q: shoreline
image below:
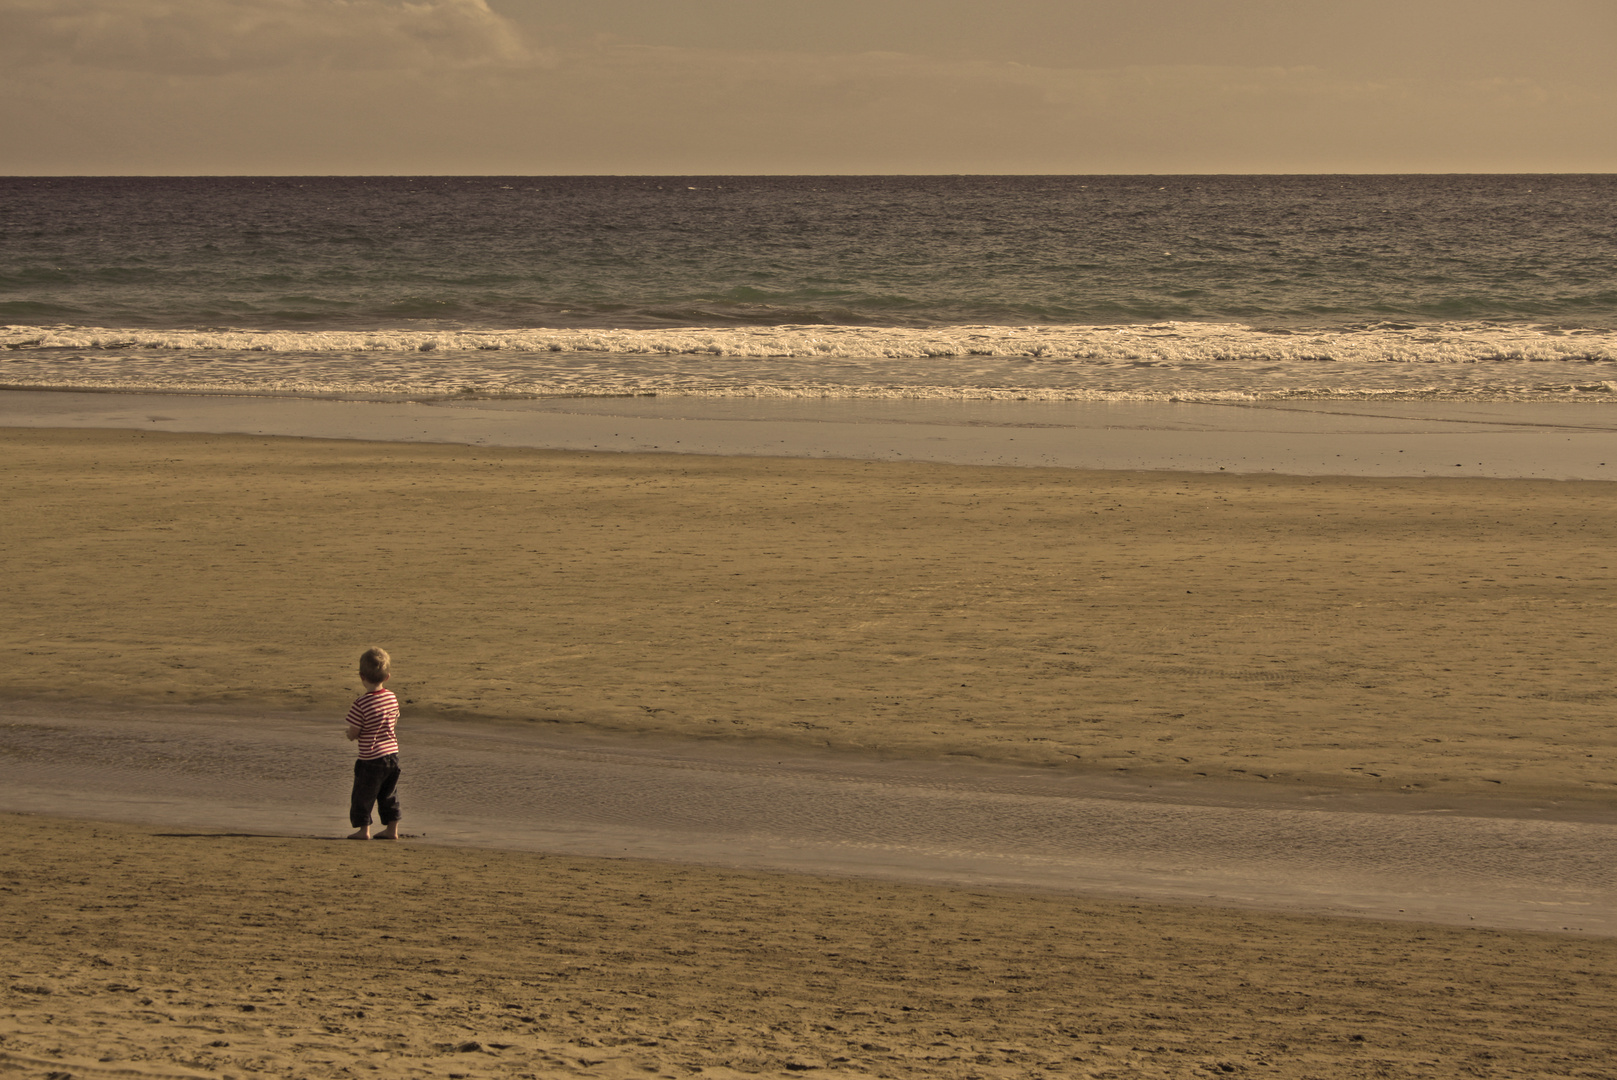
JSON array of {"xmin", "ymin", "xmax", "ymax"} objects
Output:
[{"xmin": 5, "ymin": 388, "xmax": 1617, "ymax": 477}]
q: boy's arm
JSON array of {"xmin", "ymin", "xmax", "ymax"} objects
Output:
[{"xmin": 346, "ymin": 724, "xmax": 361, "ymax": 742}]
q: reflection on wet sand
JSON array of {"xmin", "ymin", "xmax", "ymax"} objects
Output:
[{"xmin": 2, "ymin": 702, "xmax": 1611, "ymax": 935}]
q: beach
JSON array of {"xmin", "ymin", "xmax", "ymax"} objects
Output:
[
  {"xmin": 4, "ymin": 409, "xmax": 1617, "ymax": 1079},
  {"xmin": 5, "ymin": 814, "xmax": 1615, "ymax": 1080},
  {"xmin": 4, "ymin": 419, "xmax": 1615, "ymax": 797}
]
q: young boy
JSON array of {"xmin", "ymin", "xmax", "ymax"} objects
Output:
[{"xmin": 345, "ymin": 647, "xmax": 402, "ymax": 840}]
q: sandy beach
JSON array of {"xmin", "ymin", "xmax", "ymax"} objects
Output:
[
  {"xmin": 3, "ymin": 423, "xmax": 1615, "ymax": 800},
  {"xmin": 5, "ymin": 814, "xmax": 1616, "ymax": 1080},
  {"xmin": 3, "ymin": 414, "xmax": 1616, "ymax": 1078}
]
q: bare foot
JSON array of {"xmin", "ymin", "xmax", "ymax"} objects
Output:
[
  {"xmin": 376, "ymin": 825, "xmax": 400, "ymax": 841},
  {"xmin": 347, "ymin": 827, "xmax": 370, "ymax": 840}
]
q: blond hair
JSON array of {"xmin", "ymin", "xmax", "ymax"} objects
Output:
[{"xmin": 359, "ymin": 647, "xmax": 391, "ymax": 685}]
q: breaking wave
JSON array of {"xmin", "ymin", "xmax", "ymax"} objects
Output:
[
  {"xmin": 6, "ymin": 321, "xmax": 1617, "ymax": 403},
  {"xmin": 8, "ymin": 321, "xmax": 1617, "ymax": 364}
]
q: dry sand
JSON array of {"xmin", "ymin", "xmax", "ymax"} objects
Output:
[
  {"xmin": 4, "ymin": 814, "xmax": 1615, "ymax": 1080},
  {"xmin": 3, "ymin": 426, "xmax": 1615, "ymax": 802},
  {"xmin": 4, "ymin": 425, "xmax": 1617, "ymax": 1079}
]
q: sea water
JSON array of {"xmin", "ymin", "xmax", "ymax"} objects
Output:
[{"xmin": 3, "ymin": 174, "xmax": 1616, "ymax": 403}]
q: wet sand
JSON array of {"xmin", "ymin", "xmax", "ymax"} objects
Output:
[
  {"xmin": 4, "ymin": 701, "xmax": 1612, "ymax": 935},
  {"xmin": 5, "ymin": 388, "xmax": 1617, "ymax": 478}
]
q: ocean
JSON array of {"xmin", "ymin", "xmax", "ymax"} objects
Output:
[{"xmin": 3, "ymin": 174, "xmax": 1616, "ymax": 403}]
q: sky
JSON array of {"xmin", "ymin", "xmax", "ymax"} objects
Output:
[{"xmin": 1, "ymin": 0, "xmax": 1613, "ymax": 175}]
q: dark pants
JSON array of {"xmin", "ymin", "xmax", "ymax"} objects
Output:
[{"xmin": 350, "ymin": 754, "xmax": 401, "ymax": 828}]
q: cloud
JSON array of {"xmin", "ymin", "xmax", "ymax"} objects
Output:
[{"xmin": 0, "ymin": 0, "xmax": 533, "ymax": 73}]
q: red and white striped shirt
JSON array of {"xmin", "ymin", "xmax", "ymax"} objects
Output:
[{"xmin": 345, "ymin": 689, "xmax": 400, "ymax": 760}]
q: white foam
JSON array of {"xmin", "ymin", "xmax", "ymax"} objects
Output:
[
  {"xmin": 6, "ymin": 321, "xmax": 1617, "ymax": 402},
  {"xmin": 8, "ymin": 321, "xmax": 1617, "ymax": 362}
]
